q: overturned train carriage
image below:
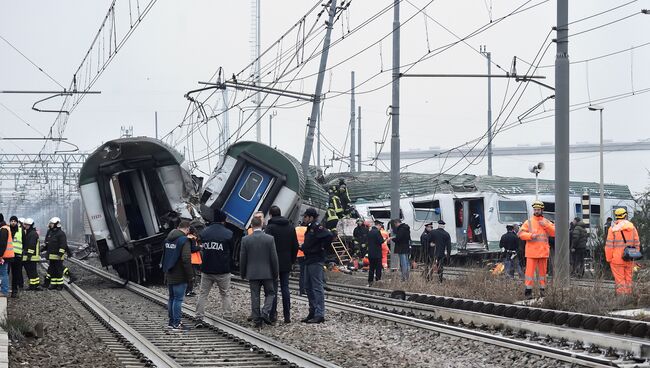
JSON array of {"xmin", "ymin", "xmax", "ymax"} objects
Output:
[
  {"xmin": 79, "ymin": 137, "xmax": 202, "ymax": 283},
  {"xmin": 200, "ymin": 141, "xmax": 328, "ymax": 260}
]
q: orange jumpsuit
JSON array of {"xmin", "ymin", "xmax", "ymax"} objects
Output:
[
  {"xmin": 380, "ymin": 229, "xmax": 390, "ymax": 269},
  {"xmin": 606, "ymin": 219, "xmax": 640, "ymax": 295},
  {"xmin": 518, "ymin": 216, "xmax": 555, "ymax": 291}
]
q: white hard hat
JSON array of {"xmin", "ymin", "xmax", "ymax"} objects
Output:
[
  {"xmin": 49, "ymin": 217, "xmax": 61, "ymax": 227},
  {"xmin": 18, "ymin": 217, "xmax": 25, "ymax": 223},
  {"xmin": 23, "ymin": 218, "xmax": 34, "ymax": 226}
]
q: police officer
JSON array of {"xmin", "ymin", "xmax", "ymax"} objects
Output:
[
  {"xmin": 430, "ymin": 220, "xmax": 451, "ymax": 283},
  {"xmin": 21, "ymin": 218, "xmax": 42, "ymax": 290},
  {"xmin": 43, "ymin": 217, "xmax": 71, "ymax": 290},
  {"xmin": 300, "ymin": 208, "xmax": 333, "ymax": 324}
]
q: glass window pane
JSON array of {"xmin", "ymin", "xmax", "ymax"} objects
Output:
[
  {"xmin": 414, "ymin": 209, "xmax": 441, "ymax": 222},
  {"xmin": 498, "ymin": 200, "xmax": 526, "ymax": 212},
  {"xmin": 239, "ymin": 172, "xmax": 263, "ymax": 201}
]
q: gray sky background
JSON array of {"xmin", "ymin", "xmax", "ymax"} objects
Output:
[{"xmin": 1, "ymin": 0, "xmax": 649, "ymax": 195}]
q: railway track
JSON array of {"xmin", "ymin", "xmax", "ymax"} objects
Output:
[
  {"xmin": 227, "ymin": 276, "xmax": 649, "ymax": 368},
  {"xmin": 60, "ymin": 258, "xmax": 340, "ymax": 368}
]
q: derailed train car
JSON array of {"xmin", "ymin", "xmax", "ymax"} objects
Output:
[
  {"xmin": 200, "ymin": 141, "xmax": 328, "ymax": 260},
  {"xmin": 79, "ymin": 137, "xmax": 202, "ymax": 283}
]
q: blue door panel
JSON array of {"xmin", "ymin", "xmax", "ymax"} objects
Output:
[{"xmin": 223, "ymin": 165, "xmax": 273, "ymax": 228}]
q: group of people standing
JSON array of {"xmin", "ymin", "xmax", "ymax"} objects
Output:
[
  {"xmin": 161, "ymin": 206, "xmax": 334, "ymax": 331},
  {"xmin": 0, "ymin": 213, "xmax": 73, "ymax": 298}
]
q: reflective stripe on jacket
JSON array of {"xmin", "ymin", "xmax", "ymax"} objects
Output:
[
  {"xmin": 518, "ymin": 216, "xmax": 555, "ymax": 258},
  {"xmin": 605, "ymin": 219, "xmax": 640, "ymax": 265},
  {"xmin": 1, "ymin": 225, "xmax": 14, "ymax": 259}
]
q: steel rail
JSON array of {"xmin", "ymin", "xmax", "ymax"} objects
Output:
[{"xmin": 67, "ymin": 258, "xmax": 340, "ymax": 368}]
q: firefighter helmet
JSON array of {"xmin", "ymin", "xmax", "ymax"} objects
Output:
[
  {"xmin": 614, "ymin": 207, "xmax": 627, "ymax": 219},
  {"xmin": 23, "ymin": 218, "xmax": 34, "ymax": 226},
  {"xmin": 49, "ymin": 217, "xmax": 62, "ymax": 227},
  {"xmin": 532, "ymin": 200, "xmax": 545, "ymax": 209}
]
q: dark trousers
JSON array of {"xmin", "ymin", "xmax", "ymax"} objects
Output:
[
  {"xmin": 298, "ymin": 258, "xmax": 306, "ymax": 294},
  {"xmin": 368, "ymin": 258, "xmax": 382, "ymax": 284},
  {"xmin": 45, "ymin": 260, "xmax": 64, "ymax": 287},
  {"xmin": 435, "ymin": 257, "xmax": 445, "ymax": 282},
  {"xmin": 571, "ymin": 248, "xmax": 586, "ymax": 277},
  {"xmin": 24, "ymin": 261, "xmax": 40, "ymax": 287},
  {"xmin": 249, "ymin": 279, "xmax": 275, "ymax": 322},
  {"xmin": 304, "ymin": 262, "xmax": 325, "ymax": 318},
  {"xmin": 10, "ymin": 256, "xmax": 24, "ymax": 291},
  {"xmin": 186, "ymin": 265, "xmax": 200, "ymax": 293},
  {"xmin": 270, "ymin": 272, "xmax": 291, "ymax": 321}
]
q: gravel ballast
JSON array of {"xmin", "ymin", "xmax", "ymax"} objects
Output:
[{"xmin": 7, "ymin": 289, "xmax": 123, "ymax": 368}]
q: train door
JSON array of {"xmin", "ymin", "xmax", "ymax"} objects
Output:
[
  {"xmin": 454, "ymin": 197, "xmax": 487, "ymax": 252},
  {"xmin": 222, "ymin": 165, "xmax": 274, "ymax": 228}
]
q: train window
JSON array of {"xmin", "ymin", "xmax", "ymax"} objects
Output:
[
  {"xmin": 239, "ymin": 172, "xmax": 263, "ymax": 201},
  {"xmin": 497, "ymin": 200, "xmax": 527, "ymax": 223},
  {"xmin": 369, "ymin": 208, "xmax": 403, "ymax": 220},
  {"xmin": 542, "ymin": 202, "xmax": 555, "ymax": 221},
  {"xmin": 412, "ymin": 200, "xmax": 441, "ymax": 222}
]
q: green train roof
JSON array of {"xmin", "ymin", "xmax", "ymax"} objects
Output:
[{"xmin": 324, "ymin": 172, "xmax": 634, "ymax": 202}]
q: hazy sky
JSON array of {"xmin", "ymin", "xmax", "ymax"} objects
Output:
[{"xmin": 1, "ymin": 0, "xmax": 649, "ymax": 196}]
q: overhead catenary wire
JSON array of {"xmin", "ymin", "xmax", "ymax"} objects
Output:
[{"xmin": 0, "ymin": 34, "xmax": 66, "ymax": 89}]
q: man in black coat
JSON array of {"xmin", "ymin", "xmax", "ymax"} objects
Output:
[
  {"xmin": 500, "ymin": 224, "xmax": 523, "ymax": 278},
  {"xmin": 194, "ymin": 209, "xmax": 234, "ymax": 326},
  {"xmin": 366, "ymin": 220, "xmax": 384, "ymax": 286},
  {"xmin": 265, "ymin": 205, "xmax": 299, "ymax": 323},
  {"xmin": 300, "ymin": 208, "xmax": 333, "ymax": 324},
  {"xmin": 390, "ymin": 219, "xmax": 411, "ymax": 281},
  {"xmin": 570, "ymin": 217, "xmax": 588, "ymax": 277},
  {"xmin": 430, "ymin": 220, "xmax": 451, "ymax": 282},
  {"xmin": 352, "ymin": 219, "xmax": 369, "ymax": 257}
]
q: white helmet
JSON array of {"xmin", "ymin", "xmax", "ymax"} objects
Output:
[
  {"xmin": 23, "ymin": 218, "xmax": 34, "ymax": 226},
  {"xmin": 49, "ymin": 217, "xmax": 61, "ymax": 227},
  {"xmin": 18, "ymin": 217, "xmax": 25, "ymax": 224}
]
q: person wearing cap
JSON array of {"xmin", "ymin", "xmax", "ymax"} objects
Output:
[
  {"xmin": 299, "ymin": 207, "xmax": 333, "ymax": 324},
  {"xmin": 390, "ymin": 218, "xmax": 411, "ymax": 281},
  {"xmin": 570, "ymin": 217, "xmax": 588, "ymax": 278},
  {"xmin": 366, "ymin": 220, "xmax": 384, "ymax": 287},
  {"xmin": 606, "ymin": 208, "xmax": 640, "ymax": 295},
  {"xmin": 420, "ymin": 223, "xmax": 434, "ymax": 280},
  {"xmin": 0, "ymin": 213, "xmax": 15, "ymax": 297},
  {"xmin": 43, "ymin": 217, "xmax": 70, "ymax": 290},
  {"xmin": 21, "ymin": 218, "xmax": 42, "ymax": 291},
  {"xmin": 429, "ymin": 220, "xmax": 451, "ymax": 282},
  {"xmin": 518, "ymin": 201, "xmax": 555, "ymax": 299},
  {"xmin": 9, "ymin": 216, "xmax": 25, "ymax": 296},
  {"xmin": 500, "ymin": 224, "xmax": 523, "ymax": 279},
  {"xmin": 194, "ymin": 209, "xmax": 234, "ymax": 326}
]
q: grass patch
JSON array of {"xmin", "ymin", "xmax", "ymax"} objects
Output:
[{"xmin": 0, "ymin": 317, "xmax": 33, "ymax": 341}]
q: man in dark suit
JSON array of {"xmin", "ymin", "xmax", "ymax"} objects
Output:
[{"xmin": 240, "ymin": 216, "xmax": 279, "ymax": 327}]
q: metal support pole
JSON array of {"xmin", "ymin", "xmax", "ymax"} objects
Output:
[
  {"xmin": 599, "ymin": 109, "xmax": 605, "ymax": 224},
  {"xmin": 390, "ymin": 0, "xmax": 401, "ymax": 270},
  {"xmin": 535, "ymin": 173, "xmax": 539, "ymax": 200},
  {"xmin": 269, "ymin": 114, "xmax": 273, "ymax": 147},
  {"xmin": 374, "ymin": 142, "xmax": 379, "ymax": 172},
  {"xmin": 254, "ymin": 0, "xmax": 262, "ymax": 142},
  {"xmin": 350, "ymin": 71, "xmax": 356, "ymax": 172},
  {"xmin": 486, "ymin": 50, "xmax": 493, "ymax": 176},
  {"xmin": 301, "ymin": 0, "xmax": 337, "ymax": 174},
  {"xmin": 155, "ymin": 111, "xmax": 158, "ymax": 139},
  {"xmin": 554, "ymin": 0, "xmax": 570, "ymax": 285},
  {"xmin": 317, "ymin": 117, "xmax": 321, "ymax": 169},
  {"xmin": 358, "ymin": 106, "xmax": 362, "ymax": 172}
]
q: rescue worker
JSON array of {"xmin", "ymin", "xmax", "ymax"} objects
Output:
[
  {"xmin": 518, "ymin": 201, "xmax": 555, "ymax": 299},
  {"xmin": 499, "ymin": 224, "xmax": 524, "ymax": 279},
  {"xmin": 21, "ymin": 218, "xmax": 42, "ymax": 290},
  {"xmin": 185, "ymin": 226, "xmax": 202, "ymax": 297},
  {"xmin": 605, "ymin": 208, "xmax": 640, "ymax": 295},
  {"xmin": 352, "ymin": 219, "xmax": 369, "ymax": 257},
  {"xmin": 377, "ymin": 221, "xmax": 390, "ymax": 269},
  {"xmin": 295, "ymin": 223, "xmax": 307, "ymax": 296},
  {"xmin": 299, "ymin": 208, "xmax": 333, "ymax": 324},
  {"xmin": 43, "ymin": 217, "xmax": 71, "ymax": 290},
  {"xmin": 570, "ymin": 217, "xmax": 588, "ymax": 278},
  {"xmin": 9, "ymin": 216, "xmax": 25, "ymax": 296},
  {"xmin": 338, "ymin": 181, "xmax": 352, "ymax": 215},
  {"xmin": 0, "ymin": 213, "xmax": 14, "ymax": 297},
  {"xmin": 430, "ymin": 220, "xmax": 451, "ymax": 282},
  {"xmin": 328, "ymin": 187, "xmax": 344, "ymax": 218},
  {"xmin": 366, "ymin": 220, "xmax": 384, "ymax": 286},
  {"xmin": 325, "ymin": 205, "xmax": 339, "ymax": 233}
]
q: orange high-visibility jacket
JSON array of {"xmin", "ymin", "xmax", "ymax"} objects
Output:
[
  {"xmin": 295, "ymin": 225, "xmax": 307, "ymax": 258},
  {"xmin": 1, "ymin": 225, "xmax": 14, "ymax": 259},
  {"xmin": 188, "ymin": 234, "xmax": 202, "ymax": 265},
  {"xmin": 606, "ymin": 219, "xmax": 640, "ymax": 265},
  {"xmin": 518, "ymin": 216, "xmax": 555, "ymax": 258}
]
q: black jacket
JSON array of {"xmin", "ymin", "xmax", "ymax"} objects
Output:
[
  {"xmin": 44, "ymin": 227, "xmax": 70, "ymax": 259},
  {"xmin": 353, "ymin": 225, "xmax": 369, "ymax": 246},
  {"xmin": 23, "ymin": 227, "xmax": 40, "ymax": 260},
  {"xmin": 571, "ymin": 222, "xmax": 588, "ymax": 249},
  {"xmin": 163, "ymin": 229, "xmax": 193, "ymax": 284},
  {"xmin": 265, "ymin": 216, "xmax": 300, "ymax": 273},
  {"xmin": 301, "ymin": 222, "xmax": 333, "ymax": 265},
  {"xmin": 420, "ymin": 230, "xmax": 432, "ymax": 247},
  {"xmin": 0, "ymin": 222, "xmax": 10, "ymax": 258},
  {"xmin": 367, "ymin": 226, "xmax": 384, "ymax": 259},
  {"xmin": 499, "ymin": 231, "xmax": 520, "ymax": 252},
  {"xmin": 430, "ymin": 228, "xmax": 451, "ymax": 259},
  {"xmin": 393, "ymin": 223, "xmax": 411, "ymax": 254},
  {"xmin": 199, "ymin": 223, "xmax": 233, "ymax": 275}
]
